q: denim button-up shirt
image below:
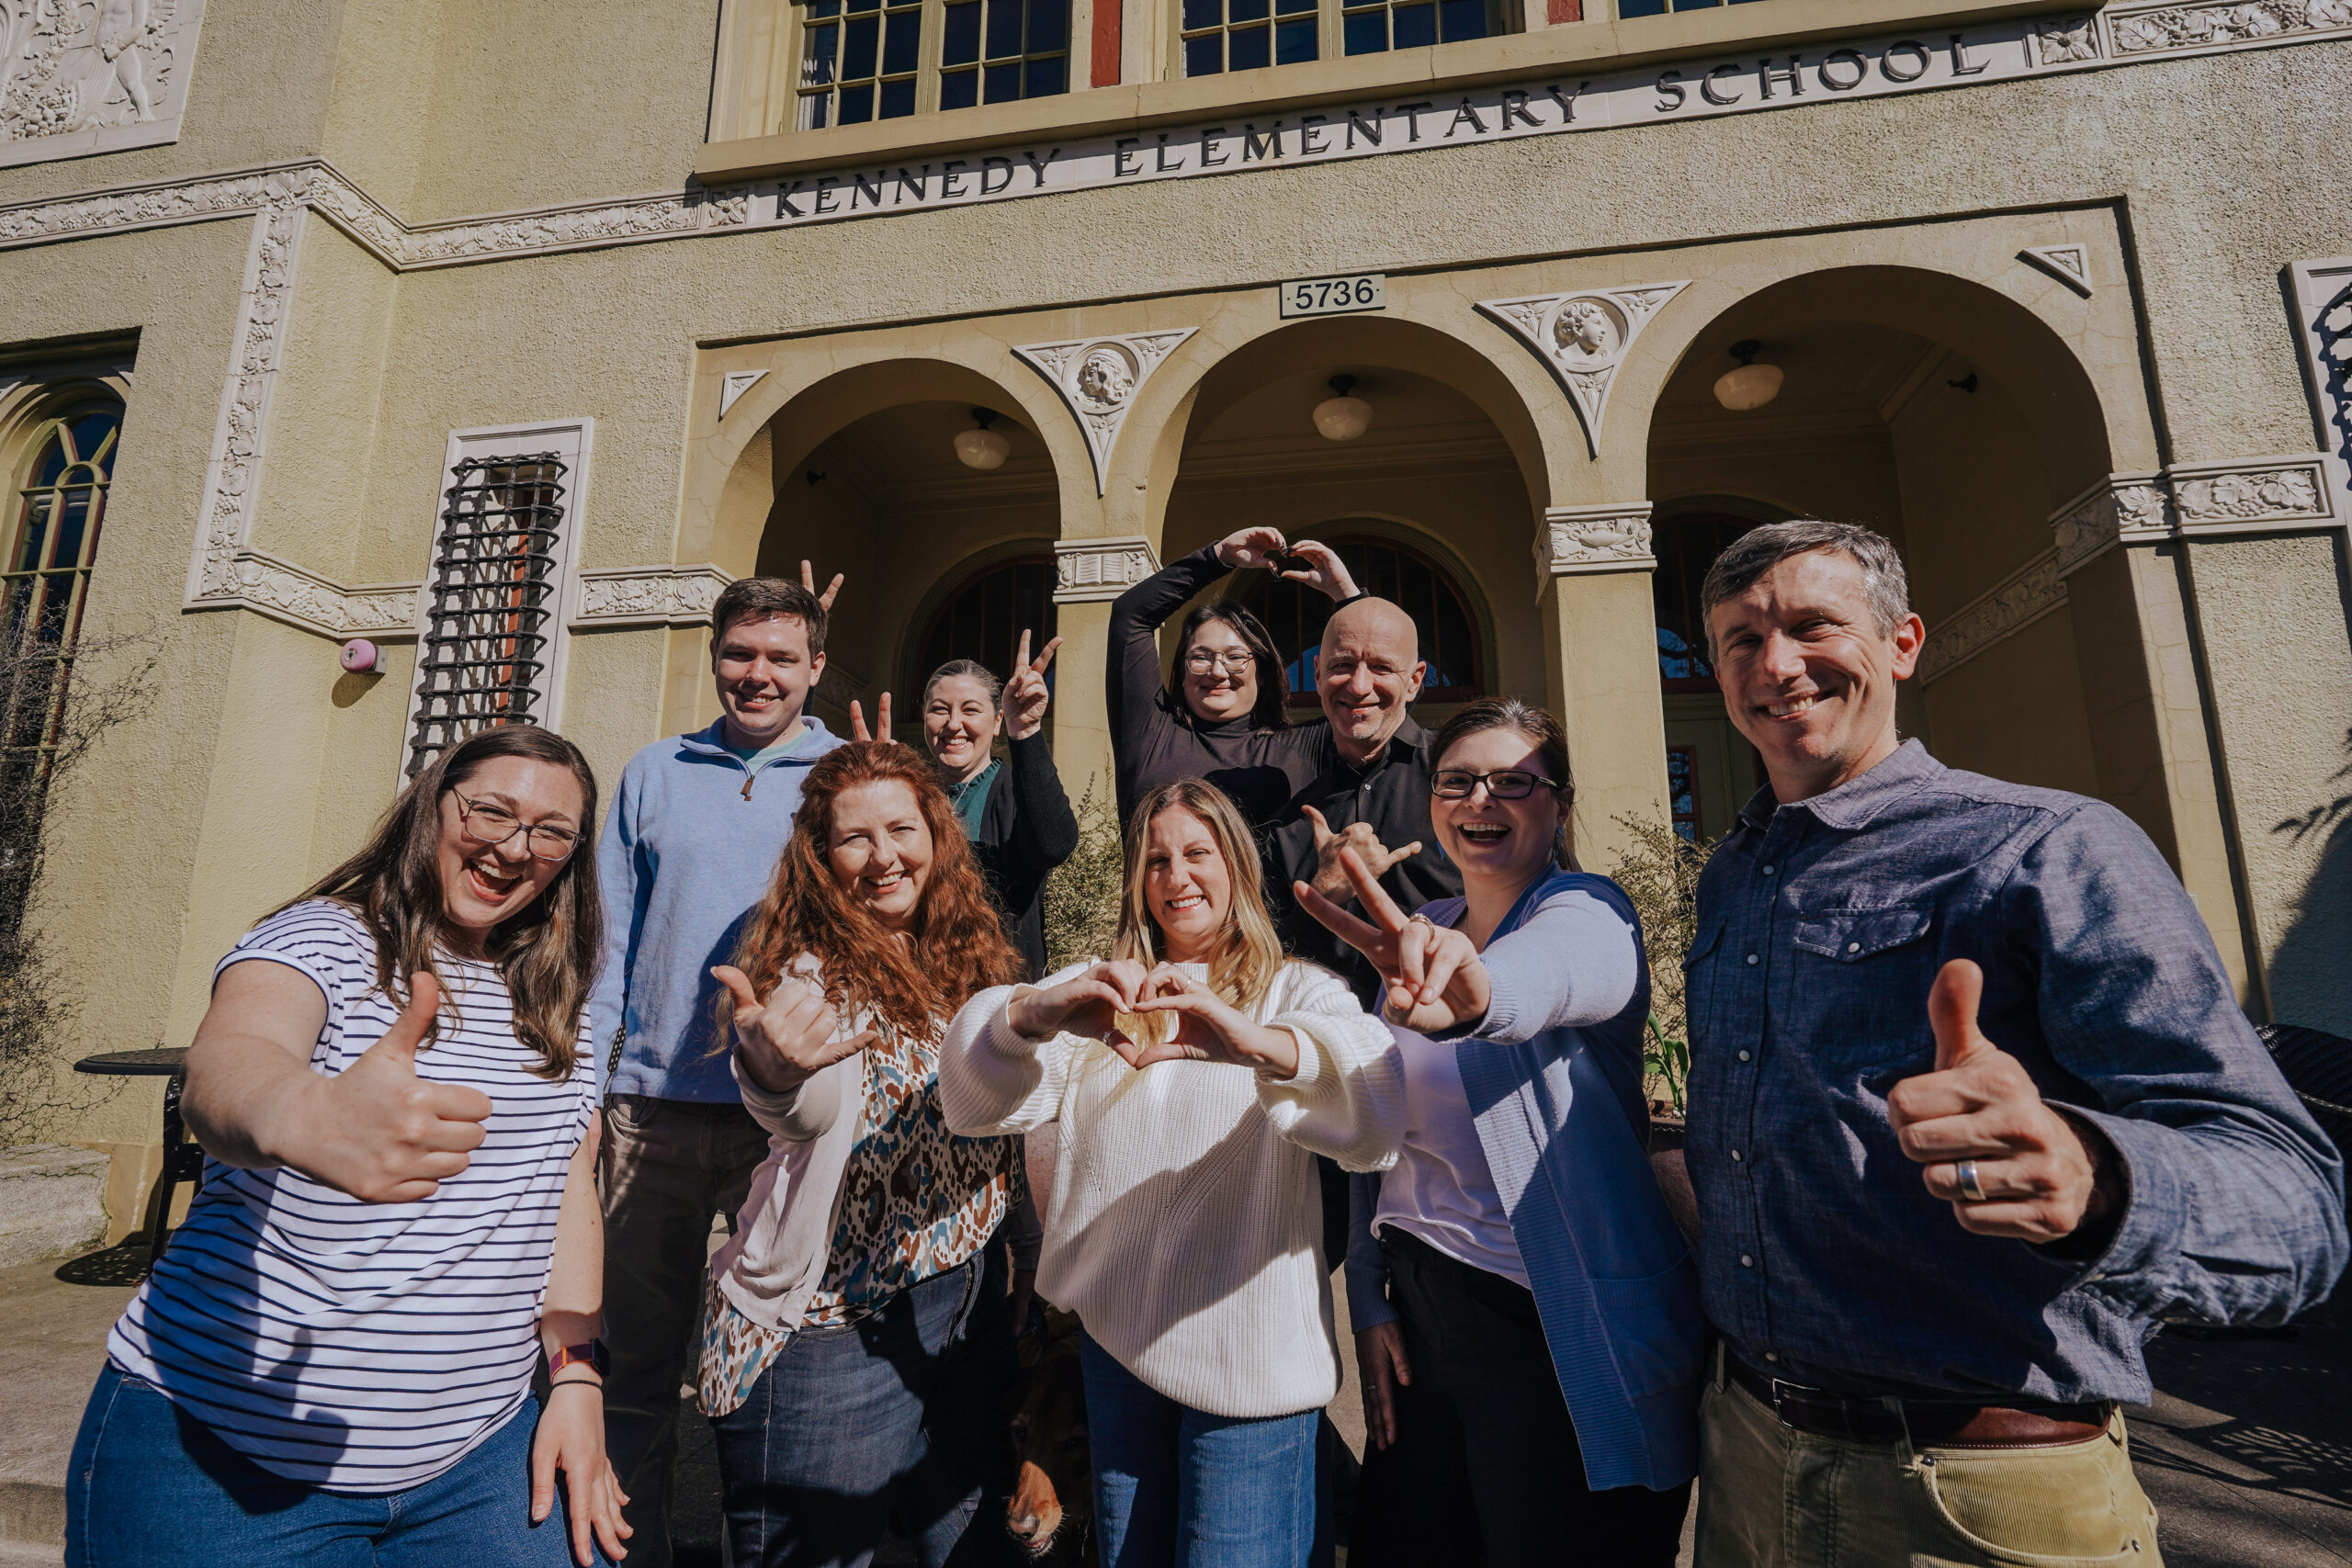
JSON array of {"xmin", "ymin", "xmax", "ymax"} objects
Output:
[{"xmin": 1687, "ymin": 741, "xmax": 2346, "ymax": 1404}]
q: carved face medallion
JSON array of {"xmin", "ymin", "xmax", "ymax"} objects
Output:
[
  {"xmin": 1074, "ymin": 346, "xmax": 1137, "ymax": 410},
  {"xmin": 1550, "ymin": 299, "xmax": 1623, "ymax": 368}
]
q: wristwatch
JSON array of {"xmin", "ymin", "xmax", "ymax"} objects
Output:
[{"xmin": 548, "ymin": 1339, "xmax": 609, "ymax": 1380}]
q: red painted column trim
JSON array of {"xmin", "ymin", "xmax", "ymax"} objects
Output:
[
  {"xmin": 1091, "ymin": 0, "xmax": 1123, "ymax": 86},
  {"xmin": 1546, "ymin": 0, "xmax": 1581, "ymax": 22}
]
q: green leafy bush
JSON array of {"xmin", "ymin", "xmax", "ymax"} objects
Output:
[
  {"xmin": 1607, "ymin": 814, "xmax": 1715, "ymax": 1117},
  {"xmin": 1042, "ymin": 777, "xmax": 1123, "ymax": 973}
]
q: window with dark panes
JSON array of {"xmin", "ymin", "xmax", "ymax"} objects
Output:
[
  {"xmin": 917, "ymin": 556, "xmax": 1058, "ymax": 683},
  {"xmin": 1651, "ymin": 512, "xmax": 1755, "ymax": 692},
  {"xmin": 1616, "ymin": 0, "xmax": 1772, "ymax": 16},
  {"xmin": 1, "ymin": 402, "xmax": 119, "ymax": 806},
  {"xmin": 1237, "ymin": 536, "xmax": 1482, "ymax": 708},
  {"xmin": 941, "ymin": 0, "xmax": 1069, "ymax": 108},
  {"xmin": 1341, "ymin": 0, "xmax": 1498, "ymax": 55},
  {"xmin": 1666, "ymin": 744, "xmax": 1701, "ymax": 842},
  {"xmin": 1181, "ymin": 0, "xmax": 1317, "ymax": 76},
  {"xmin": 797, "ymin": 0, "xmax": 923, "ymax": 129}
]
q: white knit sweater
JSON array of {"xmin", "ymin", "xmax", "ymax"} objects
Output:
[{"xmin": 939, "ymin": 960, "xmax": 1403, "ymax": 1419}]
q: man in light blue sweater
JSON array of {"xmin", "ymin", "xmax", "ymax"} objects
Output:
[{"xmin": 590, "ymin": 570, "xmax": 844, "ymax": 1568}]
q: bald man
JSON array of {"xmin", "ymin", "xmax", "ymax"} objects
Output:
[{"xmin": 1272, "ymin": 595, "xmax": 1464, "ymax": 1010}]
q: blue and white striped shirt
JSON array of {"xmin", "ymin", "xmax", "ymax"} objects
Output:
[{"xmin": 108, "ymin": 901, "xmax": 595, "ymax": 1492}]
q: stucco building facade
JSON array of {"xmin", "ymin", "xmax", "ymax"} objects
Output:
[{"xmin": 3, "ymin": 0, "xmax": 2349, "ymax": 1216}]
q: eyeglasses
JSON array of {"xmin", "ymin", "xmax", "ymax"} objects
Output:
[
  {"xmin": 454, "ymin": 791, "xmax": 581, "ymax": 862},
  {"xmin": 1430, "ymin": 769, "xmax": 1561, "ymax": 801},
  {"xmin": 1183, "ymin": 649, "xmax": 1253, "ymax": 674}
]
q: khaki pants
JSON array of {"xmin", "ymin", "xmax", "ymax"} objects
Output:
[
  {"xmin": 600, "ymin": 1094, "xmax": 772, "ymax": 1568},
  {"xmin": 1694, "ymin": 1371, "xmax": 2162, "ymax": 1567}
]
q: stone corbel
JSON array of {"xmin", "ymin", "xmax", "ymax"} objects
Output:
[
  {"xmin": 1476, "ymin": 283, "xmax": 1690, "ymax": 459},
  {"xmin": 211, "ymin": 550, "xmax": 424, "ymax": 639},
  {"xmin": 2051, "ymin": 455, "xmax": 2341, "ymax": 574},
  {"xmin": 1014, "ymin": 331, "xmax": 1196, "ymax": 496},
  {"xmin": 1054, "ymin": 536, "xmax": 1160, "ymax": 604},
  {"xmin": 570, "ymin": 564, "xmax": 735, "ymax": 628},
  {"xmin": 1534, "ymin": 502, "xmax": 1656, "ymax": 596}
]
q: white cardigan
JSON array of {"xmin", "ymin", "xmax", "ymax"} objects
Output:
[{"xmin": 939, "ymin": 959, "xmax": 1403, "ymax": 1419}]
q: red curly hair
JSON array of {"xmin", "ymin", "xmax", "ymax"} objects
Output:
[{"xmin": 727, "ymin": 739, "xmax": 1023, "ymax": 1038}]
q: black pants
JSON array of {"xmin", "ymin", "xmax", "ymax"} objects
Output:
[{"xmin": 1349, "ymin": 1229, "xmax": 1690, "ymax": 1568}]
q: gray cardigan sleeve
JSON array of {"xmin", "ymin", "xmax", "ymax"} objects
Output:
[{"xmin": 1427, "ymin": 878, "xmax": 1642, "ymax": 1046}]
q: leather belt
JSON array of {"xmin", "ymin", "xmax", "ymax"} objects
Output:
[{"xmin": 1726, "ymin": 1356, "xmax": 2111, "ymax": 1450}]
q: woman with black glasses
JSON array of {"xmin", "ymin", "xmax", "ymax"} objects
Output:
[
  {"xmin": 1107, "ymin": 525, "xmax": 1359, "ymax": 837},
  {"xmin": 1297, "ymin": 696, "xmax": 1703, "ymax": 1568}
]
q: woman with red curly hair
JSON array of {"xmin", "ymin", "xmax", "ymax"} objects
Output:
[{"xmin": 697, "ymin": 739, "xmax": 1027, "ymax": 1567}]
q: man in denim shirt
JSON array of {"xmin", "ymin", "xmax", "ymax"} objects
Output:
[{"xmin": 1684, "ymin": 521, "xmax": 2346, "ymax": 1566}]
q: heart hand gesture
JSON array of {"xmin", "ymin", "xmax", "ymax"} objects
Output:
[
  {"xmin": 710, "ymin": 967, "xmax": 876, "ymax": 1094},
  {"xmin": 1885, "ymin": 959, "xmax": 2120, "ymax": 1244},
  {"xmin": 1216, "ymin": 526, "xmax": 1288, "ymax": 572},
  {"xmin": 1002, "ymin": 630, "xmax": 1062, "ymax": 742},
  {"xmin": 1301, "ymin": 805, "xmax": 1421, "ymax": 904},
  {"xmin": 309, "ymin": 972, "xmax": 495, "ymax": 1203},
  {"xmin": 1274, "ymin": 539, "xmax": 1362, "ymax": 603},
  {"xmin": 1113, "ymin": 964, "xmax": 1299, "ymax": 1077},
  {"xmin": 1008, "ymin": 960, "xmax": 1149, "ymax": 1042},
  {"xmin": 1295, "ymin": 850, "xmax": 1490, "ymax": 1035},
  {"xmin": 848, "ymin": 692, "xmax": 893, "ymax": 743}
]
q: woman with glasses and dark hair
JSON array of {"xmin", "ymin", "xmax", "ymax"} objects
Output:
[
  {"xmin": 1107, "ymin": 525, "xmax": 1362, "ymax": 838},
  {"xmin": 1296, "ymin": 696, "xmax": 1704, "ymax": 1568},
  {"xmin": 74, "ymin": 726, "xmax": 626, "ymax": 1568}
]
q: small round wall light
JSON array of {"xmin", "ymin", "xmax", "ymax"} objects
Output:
[
  {"xmin": 1713, "ymin": 340, "xmax": 1785, "ymax": 412},
  {"xmin": 954, "ymin": 408, "xmax": 1012, "ymax": 471},
  {"xmin": 1313, "ymin": 375, "xmax": 1374, "ymax": 443},
  {"xmin": 339, "ymin": 638, "xmax": 381, "ymax": 675}
]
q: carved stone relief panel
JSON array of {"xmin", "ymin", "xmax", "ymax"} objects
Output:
[
  {"xmin": 2019, "ymin": 243, "xmax": 2094, "ymax": 296},
  {"xmin": 1015, "ymin": 331, "xmax": 1195, "ymax": 495},
  {"xmin": 2051, "ymin": 472, "xmax": 2177, "ymax": 574},
  {"xmin": 718, "ymin": 370, "xmax": 768, "ymax": 422},
  {"xmin": 0, "ymin": 0, "xmax": 209, "ymax": 169},
  {"xmin": 1476, "ymin": 284, "xmax": 1690, "ymax": 459},
  {"xmin": 1916, "ymin": 549, "xmax": 2067, "ymax": 684},
  {"xmin": 2050, "ymin": 457, "xmax": 2343, "ymax": 573},
  {"xmin": 571, "ymin": 564, "xmax": 735, "ymax": 628},
  {"xmin": 1054, "ymin": 536, "xmax": 1160, "ymax": 603},
  {"xmin": 1533, "ymin": 502, "xmax": 1656, "ymax": 590},
  {"xmin": 2109, "ymin": 1, "xmax": 2352, "ymax": 56}
]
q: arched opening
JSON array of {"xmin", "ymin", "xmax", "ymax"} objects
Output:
[
  {"xmin": 1645, "ymin": 266, "xmax": 2118, "ymax": 841},
  {"xmin": 734, "ymin": 372, "xmax": 1066, "ymax": 743},
  {"xmin": 1155, "ymin": 318, "xmax": 1536, "ymax": 727}
]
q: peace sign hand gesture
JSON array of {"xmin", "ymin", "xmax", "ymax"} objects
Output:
[
  {"xmin": 1295, "ymin": 849, "xmax": 1491, "ymax": 1034},
  {"xmin": 1002, "ymin": 630, "xmax": 1062, "ymax": 741},
  {"xmin": 848, "ymin": 693, "xmax": 893, "ymax": 743},
  {"xmin": 709, "ymin": 967, "xmax": 876, "ymax": 1094},
  {"xmin": 1301, "ymin": 805, "xmax": 1421, "ymax": 904},
  {"xmin": 800, "ymin": 559, "xmax": 844, "ymax": 613},
  {"xmin": 1117, "ymin": 964, "xmax": 1300, "ymax": 1077}
]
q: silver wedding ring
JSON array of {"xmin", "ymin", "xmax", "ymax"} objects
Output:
[{"xmin": 1955, "ymin": 1158, "xmax": 1987, "ymax": 1202}]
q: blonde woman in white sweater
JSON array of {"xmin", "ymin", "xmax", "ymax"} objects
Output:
[{"xmin": 941, "ymin": 777, "xmax": 1403, "ymax": 1568}]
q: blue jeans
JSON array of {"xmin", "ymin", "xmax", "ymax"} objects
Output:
[
  {"xmin": 66, "ymin": 1362, "xmax": 606, "ymax": 1567},
  {"xmin": 1080, "ymin": 1333, "xmax": 1318, "ymax": 1568},
  {"xmin": 711, "ymin": 1250, "xmax": 1017, "ymax": 1568}
]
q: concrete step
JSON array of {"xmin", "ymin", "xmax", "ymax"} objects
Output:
[
  {"xmin": 0, "ymin": 1482, "xmax": 61, "ymax": 1552},
  {"xmin": 0, "ymin": 1537, "xmax": 62, "ymax": 1567},
  {"xmin": 0, "ymin": 1147, "xmax": 107, "ymax": 1270}
]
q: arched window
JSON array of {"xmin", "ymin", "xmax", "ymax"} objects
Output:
[
  {"xmin": 915, "ymin": 554, "xmax": 1058, "ymax": 685},
  {"xmin": 1240, "ymin": 534, "xmax": 1483, "ymax": 709},
  {"xmin": 1651, "ymin": 512, "xmax": 1758, "ymax": 692},
  {"xmin": 5, "ymin": 401, "xmax": 120, "ymax": 795}
]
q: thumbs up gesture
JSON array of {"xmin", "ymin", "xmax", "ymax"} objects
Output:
[
  {"xmin": 1885, "ymin": 960, "xmax": 2120, "ymax": 1245},
  {"xmin": 312, "ymin": 972, "xmax": 495, "ymax": 1203},
  {"xmin": 711, "ymin": 966, "xmax": 876, "ymax": 1094}
]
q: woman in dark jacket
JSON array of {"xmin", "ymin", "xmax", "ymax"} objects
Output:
[
  {"xmin": 919, "ymin": 633, "xmax": 1080, "ymax": 981},
  {"xmin": 1107, "ymin": 525, "xmax": 1360, "ymax": 837}
]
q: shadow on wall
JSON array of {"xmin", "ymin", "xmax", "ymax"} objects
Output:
[{"xmin": 2268, "ymin": 728, "xmax": 2352, "ymax": 1034}]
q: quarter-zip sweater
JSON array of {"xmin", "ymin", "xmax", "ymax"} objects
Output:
[{"xmin": 587, "ymin": 716, "xmax": 844, "ymax": 1101}]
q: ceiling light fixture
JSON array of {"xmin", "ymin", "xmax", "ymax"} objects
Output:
[
  {"xmin": 1713, "ymin": 340, "xmax": 1784, "ymax": 412},
  {"xmin": 1313, "ymin": 375, "xmax": 1373, "ymax": 443},
  {"xmin": 954, "ymin": 407, "xmax": 1012, "ymax": 470}
]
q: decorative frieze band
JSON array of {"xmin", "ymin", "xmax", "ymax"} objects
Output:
[
  {"xmin": 2051, "ymin": 455, "xmax": 2342, "ymax": 574},
  {"xmin": 208, "ymin": 551, "xmax": 424, "ymax": 640},
  {"xmin": 1916, "ymin": 549, "xmax": 2066, "ymax": 685},
  {"xmin": 1535, "ymin": 502, "xmax": 1655, "ymax": 584},
  {"xmin": 570, "ymin": 564, "xmax": 735, "ymax": 629},
  {"xmin": 184, "ymin": 202, "xmax": 308, "ymax": 609},
  {"xmin": 1054, "ymin": 536, "xmax": 1160, "ymax": 604}
]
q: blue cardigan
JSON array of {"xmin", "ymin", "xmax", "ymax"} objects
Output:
[{"xmin": 1344, "ymin": 870, "xmax": 1702, "ymax": 1491}]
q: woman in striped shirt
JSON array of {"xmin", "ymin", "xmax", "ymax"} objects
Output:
[{"xmin": 70, "ymin": 726, "xmax": 628, "ymax": 1568}]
